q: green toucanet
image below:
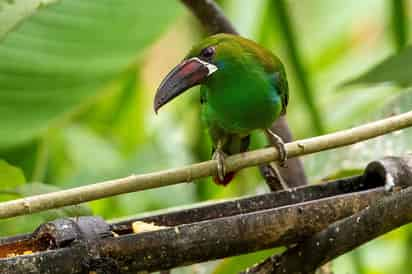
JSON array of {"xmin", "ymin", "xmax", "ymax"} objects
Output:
[{"xmin": 154, "ymin": 34, "xmax": 289, "ymax": 185}]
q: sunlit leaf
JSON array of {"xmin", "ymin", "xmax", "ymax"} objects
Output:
[
  {"xmin": 0, "ymin": 0, "xmax": 181, "ymax": 149},
  {"xmin": 0, "ymin": 0, "xmax": 59, "ymax": 40},
  {"xmin": 341, "ymin": 46, "xmax": 412, "ymax": 87},
  {"xmin": 0, "ymin": 159, "xmax": 25, "ymax": 188}
]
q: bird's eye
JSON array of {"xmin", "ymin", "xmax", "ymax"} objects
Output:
[{"xmin": 200, "ymin": 46, "xmax": 215, "ymax": 59}]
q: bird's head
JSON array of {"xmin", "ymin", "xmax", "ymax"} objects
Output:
[{"xmin": 154, "ymin": 33, "xmax": 243, "ymax": 113}]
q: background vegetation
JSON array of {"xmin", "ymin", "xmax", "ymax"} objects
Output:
[{"xmin": 0, "ymin": 0, "xmax": 411, "ymax": 273}]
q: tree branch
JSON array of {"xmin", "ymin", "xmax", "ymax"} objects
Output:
[
  {"xmin": 99, "ymin": 188, "xmax": 383, "ymax": 272},
  {"xmin": 241, "ymin": 156, "xmax": 412, "ymax": 274},
  {"xmin": 1, "ymin": 156, "xmax": 411, "ymax": 273},
  {"xmin": 180, "ymin": 0, "xmax": 238, "ymax": 34},
  {"xmin": 242, "ymin": 187, "xmax": 412, "ymax": 274},
  {"xmin": 0, "ymin": 182, "xmax": 388, "ymax": 273},
  {"xmin": 0, "ymin": 111, "xmax": 411, "ymax": 219},
  {"xmin": 111, "ymin": 172, "xmax": 376, "ymax": 232}
]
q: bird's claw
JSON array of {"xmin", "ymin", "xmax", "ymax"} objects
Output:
[
  {"xmin": 276, "ymin": 142, "xmax": 287, "ymax": 167},
  {"xmin": 212, "ymin": 149, "xmax": 227, "ymax": 182},
  {"xmin": 266, "ymin": 129, "xmax": 287, "ymax": 167}
]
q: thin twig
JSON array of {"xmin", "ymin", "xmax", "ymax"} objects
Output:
[{"xmin": 0, "ymin": 111, "xmax": 411, "ymax": 219}]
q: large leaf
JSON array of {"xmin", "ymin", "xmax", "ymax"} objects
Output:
[
  {"xmin": 342, "ymin": 45, "xmax": 412, "ymax": 87},
  {"xmin": 0, "ymin": 0, "xmax": 58, "ymax": 40},
  {"xmin": 0, "ymin": 0, "xmax": 181, "ymax": 149}
]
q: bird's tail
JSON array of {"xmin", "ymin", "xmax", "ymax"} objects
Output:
[{"xmin": 213, "ymin": 172, "xmax": 236, "ymax": 186}]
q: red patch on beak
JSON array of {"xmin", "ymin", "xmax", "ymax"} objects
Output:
[{"xmin": 154, "ymin": 58, "xmax": 211, "ymax": 113}]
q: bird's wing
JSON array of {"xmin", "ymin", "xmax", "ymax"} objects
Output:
[
  {"xmin": 246, "ymin": 42, "xmax": 289, "ymax": 116},
  {"xmin": 271, "ymin": 67, "xmax": 289, "ymax": 115}
]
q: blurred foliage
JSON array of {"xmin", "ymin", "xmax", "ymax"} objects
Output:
[
  {"xmin": 342, "ymin": 45, "xmax": 412, "ymax": 87},
  {"xmin": 0, "ymin": 159, "xmax": 25, "ymax": 188},
  {"xmin": 390, "ymin": 0, "xmax": 409, "ymax": 51},
  {"xmin": 0, "ymin": 0, "xmax": 412, "ymax": 273},
  {"xmin": 0, "ymin": 0, "xmax": 180, "ymax": 148},
  {"xmin": 270, "ymin": 0, "xmax": 325, "ymax": 134},
  {"xmin": 0, "ymin": 0, "xmax": 58, "ymax": 41}
]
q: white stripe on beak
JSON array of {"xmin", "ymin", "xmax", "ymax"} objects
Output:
[{"xmin": 191, "ymin": 57, "xmax": 218, "ymax": 76}]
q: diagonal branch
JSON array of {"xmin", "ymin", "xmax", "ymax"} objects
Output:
[
  {"xmin": 180, "ymin": 0, "xmax": 238, "ymax": 34},
  {"xmin": 0, "ymin": 111, "xmax": 411, "ymax": 219},
  {"xmin": 242, "ymin": 187, "xmax": 412, "ymax": 274},
  {"xmin": 241, "ymin": 156, "xmax": 412, "ymax": 274},
  {"xmin": 0, "ymin": 182, "xmax": 391, "ymax": 273}
]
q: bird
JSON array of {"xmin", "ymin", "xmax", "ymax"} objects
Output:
[{"xmin": 154, "ymin": 33, "xmax": 289, "ymax": 186}]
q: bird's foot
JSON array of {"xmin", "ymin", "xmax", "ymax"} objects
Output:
[
  {"xmin": 212, "ymin": 149, "xmax": 227, "ymax": 182},
  {"xmin": 265, "ymin": 129, "xmax": 287, "ymax": 167}
]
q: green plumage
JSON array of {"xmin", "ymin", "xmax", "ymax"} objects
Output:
[
  {"xmin": 186, "ymin": 34, "xmax": 288, "ymax": 157},
  {"xmin": 154, "ymin": 33, "xmax": 289, "ymax": 185}
]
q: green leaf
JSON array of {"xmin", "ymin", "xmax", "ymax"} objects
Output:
[
  {"xmin": 0, "ymin": 159, "xmax": 25, "ymax": 188},
  {"xmin": 0, "ymin": 0, "xmax": 59, "ymax": 41},
  {"xmin": 0, "ymin": 0, "xmax": 181, "ymax": 149},
  {"xmin": 342, "ymin": 46, "xmax": 412, "ymax": 87}
]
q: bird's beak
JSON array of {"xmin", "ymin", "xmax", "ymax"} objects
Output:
[{"xmin": 154, "ymin": 57, "xmax": 218, "ymax": 113}]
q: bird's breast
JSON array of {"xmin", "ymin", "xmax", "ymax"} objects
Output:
[{"xmin": 201, "ymin": 73, "xmax": 282, "ymax": 134}]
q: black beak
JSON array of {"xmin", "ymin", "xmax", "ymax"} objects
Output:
[{"xmin": 154, "ymin": 57, "xmax": 217, "ymax": 113}]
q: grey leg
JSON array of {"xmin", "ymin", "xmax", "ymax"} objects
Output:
[
  {"xmin": 265, "ymin": 128, "xmax": 287, "ymax": 167},
  {"xmin": 212, "ymin": 140, "xmax": 227, "ymax": 181},
  {"xmin": 268, "ymin": 162, "xmax": 289, "ymax": 190}
]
